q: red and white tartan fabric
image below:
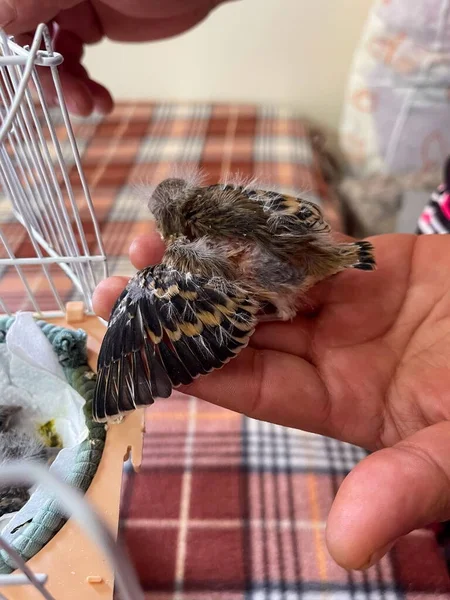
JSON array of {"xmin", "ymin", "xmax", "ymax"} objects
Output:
[
  {"xmin": 120, "ymin": 396, "xmax": 450, "ymax": 599},
  {"xmin": 0, "ymin": 101, "xmax": 449, "ymax": 597}
]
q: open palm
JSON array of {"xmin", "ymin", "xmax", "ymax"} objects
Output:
[{"xmin": 94, "ymin": 230, "xmax": 450, "ymax": 571}]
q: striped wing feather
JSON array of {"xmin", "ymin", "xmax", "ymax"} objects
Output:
[
  {"xmin": 209, "ymin": 184, "xmax": 330, "ymax": 234},
  {"xmin": 93, "ymin": 266, "xmax": 259, "ymax": 423},
  {"xmin": 249, "ymin": 188, "xmax": 331, "ymax": 234}
]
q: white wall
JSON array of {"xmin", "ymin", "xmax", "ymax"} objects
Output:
[{"xmin": 85, "ymin": 0, "xmax": 373, "ymax": 131}]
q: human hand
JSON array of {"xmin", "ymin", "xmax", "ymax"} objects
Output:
[
  {"xmin": 93, "ymin": 227, "xmax": 450, "ymax": 570},
  {"xmin": 1, "ymin": 0, "xmax": 231, "ymax": 115}
]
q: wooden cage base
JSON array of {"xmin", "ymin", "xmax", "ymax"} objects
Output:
[{"xmin": 0, "ymin": 302, "xmax": 145, "ymax": 600}]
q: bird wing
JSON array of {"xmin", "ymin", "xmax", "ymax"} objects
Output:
[
  {"xmin": 237, "ymin": 186, "xmax": 331, "ymax": 235},
  {"xmin": 205, "ymin": 183, "xmax": 330, "ymax": 236},
  {"xmin": 93, "ymin": 260, "xmax": 259, "ymax": 423}
]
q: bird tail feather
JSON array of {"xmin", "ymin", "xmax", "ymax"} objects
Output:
[{"xmin": 348, "ymin": 241, "xmax": 376, "ymax": 271}]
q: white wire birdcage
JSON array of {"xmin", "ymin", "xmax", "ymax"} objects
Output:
[
  {"xmin": 0, "ymin": 23, "xmax": 108, "ymax": 317},
  {"xmin": 0, "ymin": 24, "xmax": 144, "ymax": 600}
]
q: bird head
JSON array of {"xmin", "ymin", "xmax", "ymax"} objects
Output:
[
  {"xmin": 148, "ymin": 178, "xmax": 192, "ymax": 240},
  {"xmin": 0, "ymin": 405, "xmax": 22, "ymax": 432}
]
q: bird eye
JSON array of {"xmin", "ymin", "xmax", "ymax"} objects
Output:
[{"xmin": 299, "ymin": 207, "xmax": 313, "ymax": 219}]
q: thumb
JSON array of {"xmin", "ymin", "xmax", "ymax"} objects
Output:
[
  {"xmin": 0, "ymin": 0, "xmax": 65, "ymax": 33},
  {"xmin": 326, "ymin": 421, "xmax": 450, "ymax": 570}
]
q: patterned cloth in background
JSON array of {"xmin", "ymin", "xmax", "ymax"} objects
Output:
[
  {"xmin": 338, "ymin": 0, "xmax": 450, "ymax": 237},
  {"xmin": 417, "ymin": 157, "xmax": 450, "ymax": 234},
  {"xmin": 340, "ymin": 0, "xmax": 450, "ymax": 178}
]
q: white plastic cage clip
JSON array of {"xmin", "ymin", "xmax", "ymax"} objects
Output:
[{"xmin": 0, "ymin": 23, "xmax": 108, "ymax": 317}]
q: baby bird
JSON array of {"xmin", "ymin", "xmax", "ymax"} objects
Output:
[
  {"xmin": 94, "ymin": 176, "xmax": 376, "ymax": 423},
  {"xmin": 0, "ymin": 405, "xmax": 48, "ymax": 517}
]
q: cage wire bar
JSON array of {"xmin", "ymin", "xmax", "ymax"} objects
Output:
[
  {"xmin": 0, "ymin": 24, "xmax": 132, "ymax": 600},
  {"xmin": 0, "ymin": 463, "xmax": 144, "ymax": 600},
  {"xmin": 0, "ymin": 24, "xmax": 108, "ymax": 316}
]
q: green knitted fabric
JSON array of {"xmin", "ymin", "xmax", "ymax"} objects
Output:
[{"xmin": 0, "ymin": 317, "xmax": 106, "ymax": 574}]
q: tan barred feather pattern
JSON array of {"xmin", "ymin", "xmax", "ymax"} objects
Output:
[
  {"xmin": 207, "ymin": 184, "xmax": 331, "ymax": 233},
  {"xmin": 94, "ymin": 264, "xmax": 259, "ymax": 423}
]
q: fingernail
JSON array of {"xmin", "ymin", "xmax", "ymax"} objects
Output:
[
  {"xmin": 0, "ymin": 2, "xmax": 16, "ymax": 28},
  {"xmin": 66, "ymin": 96, "xmax": 93, "ymax": 118},
  {"xmin": 358, "ymin": 541, "xmax": 395, "ymax": 570}
]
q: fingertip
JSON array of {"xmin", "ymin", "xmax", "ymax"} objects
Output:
[
  {"xmin": 129, "ymin": 229, "xmax": 166, "ymax": 269},
  {"xmin": 325, "ymin": 434, "xmax": 450, "ymax": 571},
  {"xmin": 85, "ymin": 79, "xmax": 114, "ymax": 115},
  {"xmin": 61, "ymin": 73, "xmax": 95, "ymax": 116},
  {"xmin": 61, "ymin": 62, "xmax": 114, "ymax": 115},
  {"xmin": 325, "ymin": 453, "xmax": 394, "ymax": 570},
  {"xmin": 92, "ymin": 276, "xmax": 129, "ymax": 320}
]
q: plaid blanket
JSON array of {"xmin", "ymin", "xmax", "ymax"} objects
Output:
[
  {"xmin": 0, "ymin": 101, "xmax": 449, "ymax": 597},
  {"xmin": 120, "ymin": 395, "xmax": 450, "ymax": 599}
]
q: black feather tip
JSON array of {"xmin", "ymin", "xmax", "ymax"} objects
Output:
[{"xmin": 353, "ymin": 241, "xmax": 376, "ymax": 271}]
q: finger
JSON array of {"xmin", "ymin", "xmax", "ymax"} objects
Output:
[
  {"xmin": 93, "ymin": 227, "xmax": 165, "ymax": 318},
  {"xmin": 54, "ymin": 29, "xmax": 113, "ymax": 114},
  {"xmin": 55, "ymin": 3, "xmax": 103, "ymax": 44},
  {"xmin": 0, "ymin": 1, "xmax": 59, "ymax": 33},
  {"xmin": 100, "ymin": 0, "xmax": 233, "ymax": 19},
  {"xmin": 129, "ymin": 228, "xmax": 166, "ymax": 270},
  {"xmin": 92, "ymin": 275, "xmax": 129, "ymax": 320},
  {"xmin": 96, "ymin": 1, "xmax": 231, "ymax": 42},
  {"xmin": 251, "ymin": 317, "xmax": 315, "ymax": 357},
  {"xmin": 1, "ymin": 1, "xmax": 103, "ymax": 41},
  {"xmin": 11, "ymin": 32, "xmax": 88, "ymax": 115},
  {"xmin": 84, "ymin": 78, "xmax": 114, "ymax": 115},
  {"xmin": 326, "ymin": 421, "xmax": 450, "ymax": 570},
  {"xmin": 61, "ymin": 61, "xmax": 114, "ymax": 115},
  {"xmin": 23, "ymin": 60, "xmax": 94, "ymax": 116},
  {"xmin": 59, "ymin": 71, "xmax": 95, "ymax": 116},
  {"xmin": 53, "ymin": 28, "xmax": 85, "ymax": 63},
  {"xmin": 179, "ymin": 347, "xmax": 332, "ymax": 436},
  {"xmin": 25, "ymin": 45, "xmax": 95, "ymax": 117},
  {"xmin": 14, "ymin": 20, "xmax": 107, "ymax": 117}
]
